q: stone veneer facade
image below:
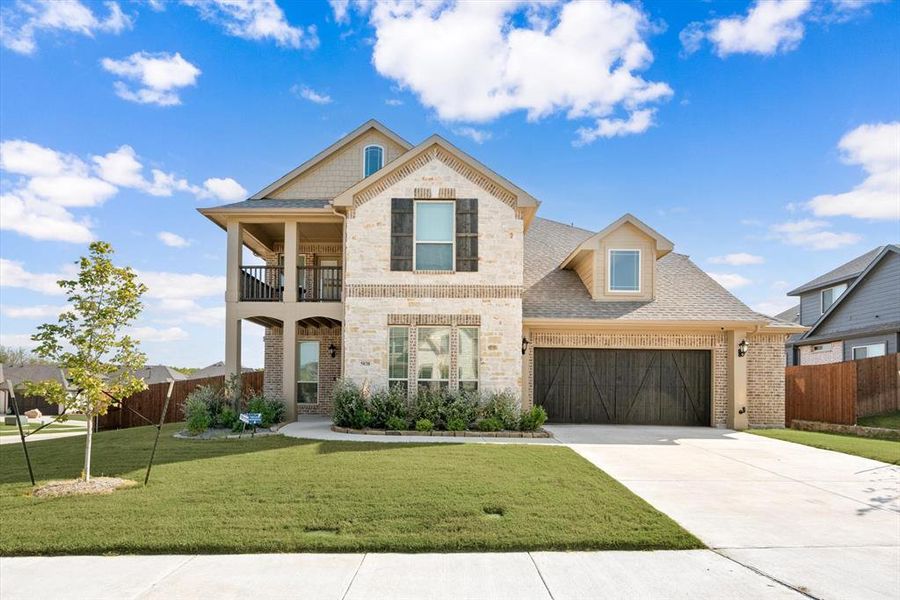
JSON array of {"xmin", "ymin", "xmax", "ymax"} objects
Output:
[{"xmin": 339, "ymin": 156, "xmax": 525, "ymax": 397}]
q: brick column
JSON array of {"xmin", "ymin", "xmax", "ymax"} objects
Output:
[{"xmin": 282, "ymin": 321, "xmax": 298, "ymax": 421}]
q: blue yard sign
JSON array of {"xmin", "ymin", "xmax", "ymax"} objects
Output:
[{"xmin": 239, "ymin": 413, "xmax": 262, "ymax": 425}]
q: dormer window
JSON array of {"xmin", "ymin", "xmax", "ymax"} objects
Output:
[
  {"xmin": 363, "ymin": 145, "xmax": 384, "ymax": 177},
  {"xmin": 820, "ymin": 283, "xmax": 847, "ymax": 313},
  {"xmin": 609, "ymin": 249, "xmax": 640, "ymax": 293}
]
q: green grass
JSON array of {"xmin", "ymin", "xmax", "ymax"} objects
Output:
[
  {"xmin": 750, "ymin": 429, "xmax": 900, "ymax": 464},
  {"xmin": 0, "ymin": 422, "xmax": 84, "ymax": 437},
  {"xmin": 0, "ymin": 423, "xmax": 700, "ymax": 555},
  {"xmin": 858, "ymin": 411, "xmax": 900, "ymax": 430}
]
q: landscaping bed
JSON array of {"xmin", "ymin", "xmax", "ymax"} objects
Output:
[
  {"xmin": 790, "ymin": 419, "xmax": 900, "ymax": 441},
  {"xmin": 0, "ymin": 422, "xmax": 700, "ymax": 555},
  {"xmin": 330, "ymin": 425, "xmax": 551, "ymax": 438}
]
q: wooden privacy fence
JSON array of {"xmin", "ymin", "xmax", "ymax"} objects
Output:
[
  {"xmin": 785, "ymin": 353, "xmax": 899, "ymax": 426},
  {"xmin": 96, "ymin": 371, "xmax": 264, "ymax": 431}
]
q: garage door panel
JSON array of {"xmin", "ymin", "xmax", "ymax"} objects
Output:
[{"xmin": 535, "ymin": 348, "xmax": 711, "ymax": 426}]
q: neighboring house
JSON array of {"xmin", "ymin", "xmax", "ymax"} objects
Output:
[
  {"xmin": 0, "ymin": 363, "xmax": 67, "ymax": 415},
  {"xmin": 118, "ymin": 365, "xmax": 187, "ymax": 385},
  {"xmin": 199, "ymin": 120, "xmax": 802, "ymax": 429},
  {"xmin": 782, "ymin": 245, "xmax": 900, "ymax": 366},
  {"xmin": 187, "ymin": 361, "xmax": 254, "ymax": 380}
]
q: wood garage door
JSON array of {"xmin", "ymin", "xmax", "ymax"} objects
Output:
[{"xmin": 534, "ymin": 348, "xmax": 711, "ymax": 426}]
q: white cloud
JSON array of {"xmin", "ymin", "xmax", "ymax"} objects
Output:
[
  {"xmin": 708, "ymin": 253, "xmax": 765, "ymax": 266},
  {"xmin": 1, "ymin": 140, "xmax": 246, "ymax": 242},
  {"xmin": 452, "ymin": 126, "xmax": 492, "ymax": 144},
  {"xmin": 101, "ymin": 52, "xmax": 201, "ymax": 107},
  {"xmin": 0, "ymin": 0, "xmax": 132, "ymax": 55},
  {"xmin": 805, "ymin": 122, "xmax": 900, "ymax": 221},
  {"xmin": 0, "ymin": 259, "xmax": 70, "ymax": 295},
  {"xmin": 707, "ymin": 272, "xmax": 753, "ymax": 290},
  {"xmin": 153, "ymin": 299, "xmax": 225, "ymax": 327},
  {"xmin": 385, "ymin": 98, "xmax": 403, "ymax": 106},
  {"xmin": 183, "ymin": 0, "xmax": 318, "ymax": 49},
  {"xmin": 683, "ymin": 0, "xmax": 811, "ymax": 57},
  {"xmin": 200, "ymin": 177, "xmax": 247, "ymax": 201},
  {"xmin": 0, "ymin": 333, "xmax": 38, "ymax": 350},
  {"xmin": 157, "ymin": 231, "xmax": 191, "ymax": 248},
  {"xmin": 128, "ymin": 326, "xmax": 189, "ymax": 343},
  {"xmin": 137, "ymin": 271, "xmax": 225, "ymax": 301},
  {"xmin": 342, "ymin": 0, "xmax": 670, "ymax": 143},
  {"xmin": 291, "ymin": 84, "xmax": 332, "ymax": 104},
  {"xmin": 330, "ymin": 0, "xmax": 350, "ymax": 24},
  {"xmin": 769, "ymin": 219, "xmax": 861, "ymax": 250},
  {"xmin": 1, "ymin": 304, "xmax": 69, "ymax": 319}
]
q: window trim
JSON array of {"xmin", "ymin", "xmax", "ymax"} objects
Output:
[
  {"xmin": 297, "ymin": 340, "xmax": 320, "ymax": 404},
  {"xmin": 362, "ymin": 144, "xmax": 385, "ymax": 178},
  {"xmin": 413, "ymin": 200, "xmax": 456, "ymax": 272},
  {"xmin": 607, "ymin": 248, "xmax": 641, "ymax": 293},
  {"xmin": 416, "ymin": 326, "xmax": 451, "ymax": 389},
  {"xmin": 388, "ymin": 326, "xmax": 409, "ymax": 393},
  {"xmin": 820, "ymin": 283, "xmax": 848, "ymax": 314},
  {"xmin": 851, "ymin": 342, "xmax": 886, "ymax": 360},
  {"xmin": 457, "ymin": 326, "xmax": 480, "ymax": 392}
]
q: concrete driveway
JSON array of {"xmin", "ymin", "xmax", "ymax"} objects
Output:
[{"xmin": 547, "ymin": 424, "xmax": 900, "ymax": 600}]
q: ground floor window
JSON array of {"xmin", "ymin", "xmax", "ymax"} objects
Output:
[
  {"xmin": 458, "ymin": 327, "xmax": 479, "ymax": 392},
  {"xmin": 417, "ymin": 327, "xmax": 450, "ymax": 391},
  {"xmin": 852, "ymin": 342, "xmax": 886, "ymax": 360},
  {"xmin": 388, "ymin": 327, "xmax": 409, "ymax": 395},
  {"xmin": 297, "ymin": 340, "xmax": 319, "ymax": 403}
]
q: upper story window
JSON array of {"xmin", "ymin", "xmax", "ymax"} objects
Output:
[
  {"xmin": 609, "ymin": 249, "xmax": 640, "ymax": 292},
  {"xmin": 363, "ymin": 145, "xmax": 384, "ymax": 177},
  {"xmin": 414, "ymin": 201, "xmax": 454, "ymax": 271},
  {"xmin": 820, "ymin": 283, "xmax": 847, "ymax": 314}
]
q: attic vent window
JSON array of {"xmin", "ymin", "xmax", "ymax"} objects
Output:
[
  {"xmin": 609, "ymin": 249, "xmax": 641, "ymax": 292},
  {"xmin": 364, "ymin": 145, "xmax": 384, "ymax": 177}
]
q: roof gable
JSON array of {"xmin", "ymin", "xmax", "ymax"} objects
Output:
[
  {"xmin": 332, "ymin": 135, "xmax": 539, "ymax": 221},
  {"xmin": 801, "ymin": 244, "xmax": 900, "ymax": 339},
  {"xmin": 251, "ymin": 120, "xmax": 412, "ymax": 200},
  {"xmin": 788, "ymin": 245, "xmax": 885, "ymax": 295},
  {"xmin": 559, "ymin": 213, "xmax": 674, "ymax": 270}
]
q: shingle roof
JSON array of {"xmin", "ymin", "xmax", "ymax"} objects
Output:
[
  {"xmin": 788, "ymin": 246, "xmax": 884, "ymax": 295},
  {"xmin": 523, "ymin": 218, "xmax": 782, "ymax": 324},
  {"xmin": 208, "ymin": 199, "xmax": 332, "ymax": 210},
  {"xmin": 773, "ymin": 304, "xmax": 800, "ymax": 323},
  {"xmin": 187, "ymin": 362, "xmax": 255, "ymax": 380},
  {"xmin": 0, "ymin": 364, "xmax": 66, "ymax": 387}
]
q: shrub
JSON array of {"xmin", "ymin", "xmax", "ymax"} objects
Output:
[
  {"xmin": 385, "ymin": 415, "xmax": 408, "ymax": 431},
  {"xmin": 480, "ymin": 390, "xmax": 521, "ymax": 431},
  {"xmin": 446, "ymin": 417, "xmax": 467, "ymax": 432},
  {"xmin": 415, "ymin": 418, "xmax": 434, "ymax": 432},
  {"xmin": 442, "ymin": 391, "xmax": 478, "ymax": 429},
  {"xmin": 369, "ymin": 386, "xmax": 408, "ymax": 429},
  {"xmin": 184, "ymin": 395, "xmax": 210, "ymax": 435},
  {"xmin": 476, "ymin": 417, "xmax": 502, "ymax": 432},
  {"xmin": 412, "ymin": 387, "xmax": 444, "ymax": 427},
  {"xmin": 519, "ymin": 406, "xmax": 548, "ymax": 431},
  {"xmin": 332, "ymin": 380, "xmax": 365, "ymax": 428},
  {"xmin": 349, "ymin": 406, "xmax": 373, "ymax": 429},
  {"xmin": 219, "ymin": 406, "xmax": 238, "ymax": 430},
  {"xmin": 245, "ymin": 393, "xmax": 285, "ymax": 427}
]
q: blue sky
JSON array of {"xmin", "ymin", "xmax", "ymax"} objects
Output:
[{"xmin": 1, "ymin": 0, "xmax": 898, "ymax": 368}]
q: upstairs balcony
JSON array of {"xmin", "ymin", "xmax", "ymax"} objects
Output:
[{"xmin": 240, "ymin": 265, "xmax": 343, "ymax": 302}]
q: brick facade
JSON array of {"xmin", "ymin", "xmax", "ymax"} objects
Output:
[
  {"xmin": 263, "ymin": 324, "xmax": 342, "ymax": 416},
  {"xmin": 797, "ymin": 342, "xmax": 843, "ymax": 365},
  {"xmin": 746, "ymin": 333, "xmax": 788, "ymax": 428}
]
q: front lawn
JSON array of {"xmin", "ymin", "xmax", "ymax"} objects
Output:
[
  {"xmin": 0, "ymin": 422, "xmax": 84, "ymax": 437},
  {"xmin": 0, "ymin": 424, "xmax": 700, "ymax": 555},
  {"xmin": 750, "ymin": 429, "xmax": 900, "ymax": 464},
  {"xmin": 858, "ymin": 411, "xmax": 900, "ymax": 430}
]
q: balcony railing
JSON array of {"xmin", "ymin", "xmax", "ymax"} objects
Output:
[{"xmin": 239, "ymin": 265, "xmax": 342, "ymax": 302}]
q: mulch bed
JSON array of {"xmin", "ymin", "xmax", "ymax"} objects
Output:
[
  {"xmin": 32, "ymin": 477, "xmax": 136, "ymax": 498},
  {"xmin": 331, "ymin": 425, "xmax": 552, "ymax": 438}
]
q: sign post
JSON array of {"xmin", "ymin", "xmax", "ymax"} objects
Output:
[{"xmin": 238, "ymin": 412, "xmax": 262, "ymax": 438}]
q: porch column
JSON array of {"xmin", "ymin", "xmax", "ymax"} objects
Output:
[
  {"xmin": 282, "ymin": 322, "xmax": 298, "ymax": 421},
  {"xmin": 225, "ymin": 220, "xmax": 243, "ymax": 303},
  {"xmin": 726, "ymin": 329, "xmax": 749, "ymax": 430},
  {"xmin": 225, "ymin": 314, "xmax": 242, "ymax": 382},
  {"xmin": 283, "ymin": 221, "xmax": 298, "ymax": 303}
]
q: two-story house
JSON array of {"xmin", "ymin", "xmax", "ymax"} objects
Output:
[
  {"xmin": 780, "ymin": 245, "xmax": 900, "ymax": 366},
  {"xmin": 199, "ymin": 120, "xmax": 801, "ymax": 429}
]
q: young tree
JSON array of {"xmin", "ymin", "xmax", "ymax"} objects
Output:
[{"xmin": 25, "ymin": 242, "xmax": 148, "ymax": 481}]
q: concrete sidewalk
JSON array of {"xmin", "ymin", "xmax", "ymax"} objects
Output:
[{"xmin": 0, "ymin": 550, "xmax": 804, "ymax": 600}]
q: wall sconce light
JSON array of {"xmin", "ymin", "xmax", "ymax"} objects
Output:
[
  {"xmin": 522, "ymin": 337, "xmax": 531, "ymax": 355},
  {"xmin": 737, "ymin": 339, "xmax": 749, "ymax": 358},
  {"xmin": 328, "ymin": 343, "xmax": 337, "ymax": 358}
]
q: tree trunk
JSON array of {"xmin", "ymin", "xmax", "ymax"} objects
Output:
[{"xmin": 83, "ymin": 413, "xmax": 93, "ymax": 482}]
